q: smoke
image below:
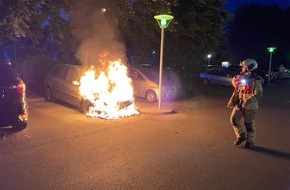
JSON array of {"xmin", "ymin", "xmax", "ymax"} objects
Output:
[{"xmin": 72, "ymin": 2, "xmax": 127, "ymax": 69}]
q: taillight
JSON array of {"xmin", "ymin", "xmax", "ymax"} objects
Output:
[
  {"xmin": 17, "ymin": 82, "xmax": 26, "ymax": 93},
  {"xmin": 18, "ymin": 113, "xmax": 28, "ymax": 121}
]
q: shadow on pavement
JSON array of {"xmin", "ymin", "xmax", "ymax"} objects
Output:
[
  {"xmin": 250, "ymin": 146, "xmax": 290, "ymax": 161},
  {"xmin": 0, "ymin": 128, "xmax": 22, "ymax": 141}
]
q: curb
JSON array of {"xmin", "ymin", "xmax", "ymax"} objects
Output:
[{"xmin": 138, "ymin": 108, "xmax": 176, "ymax": 115}]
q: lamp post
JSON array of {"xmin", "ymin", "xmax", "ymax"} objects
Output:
[
  {"xmin": 207, "ymin": 54, "xmax": 212, "ymax": 66},
  {"xmin": 154, "ymin": 14, "xmax": 173, "ymax": 109},
  {"xmin": 267, "ymin": 47, "xmax": 276, "ymax": 84}
]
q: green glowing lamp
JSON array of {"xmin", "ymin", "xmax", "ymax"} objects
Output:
[
  {"xmin": 267, "ymin": 47, "xmax": 276, "ymax": 53},
  {"xmin": 154, "ymin": 14, "xmax": 173, "ymax": 109},
  {"xmin": 267, "ymin": 46, "xmax": 277, "ymax": 84},
  {"xmin": 154, "ymin": 14, "xmax": 174, "ymax": 28}
]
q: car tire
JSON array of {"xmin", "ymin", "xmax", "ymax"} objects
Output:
[
  {"xmin": 145, "ymin": 90, "xmax": 157, "ymax": 103},
  {"xmin": 12, "ymin": 123, "xmax": 27, "ymax": 131},
  {"xmin": 202, "ymin": 78, "xmax": 209, "ymax": 85},
  {"xmin": 80, "ymin": 99, "xmax": 93, "ymax": 114},
  {"xmin": 44, "ymin": 86, "xmax": 54, "ymax": 102}
]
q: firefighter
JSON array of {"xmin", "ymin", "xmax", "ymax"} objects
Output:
[{"xmin": 227, "ymin": 59, "xmax": 263, "ymax": 149}]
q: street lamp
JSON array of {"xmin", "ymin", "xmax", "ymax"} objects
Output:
[
  {"xmin": 207, "ymin": 54, "xmax": 212, "ymax": 66},
  {"xmin": 154, "ymin": 14, "xmax": 173, "ymax": 109},
  {"xmin": 267, "ymin": 47, "xmax": 276, "ymax": 84}
]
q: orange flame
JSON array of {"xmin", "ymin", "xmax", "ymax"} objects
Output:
[{"xmin": 79, "ymin": 60, "xmax": 139, "ymax": 119}]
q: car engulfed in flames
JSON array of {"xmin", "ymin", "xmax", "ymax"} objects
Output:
[{"xmin": 79, "ymin": 60, "xmax": 139, "ymax": 119}]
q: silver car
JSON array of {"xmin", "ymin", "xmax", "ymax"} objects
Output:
[
  {"xmin": 44, "ymin": 64, "xmax": 92, "ymax": 113},
  {"xmin": 199, "ymin": 68, "xmax": 235, "ymax": 86},
  {"xmin": 200, "ymin": 68, "xmax": 265, "ymax": 86},
  {"xmin": 128, "ymin": 67, "xmax": 177, "ymax": 102}
]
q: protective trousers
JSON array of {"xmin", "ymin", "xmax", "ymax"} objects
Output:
[{"xmin": 230, "ymin": 108, "xmax": 257, "ymax": 144}]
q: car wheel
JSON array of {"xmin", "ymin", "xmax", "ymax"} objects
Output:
[
  {"xmin": 80, "ymin": 99, "xmax": 93, "ymax": 114},
  {"xmin": 44, "ymin": 86, "xmax": 54, "ymax": 102},
  {"xmin": 12, "ymin": 123, "xmax": 27, "ymax": 131},
  {"xmin": 202, "ymin": 78, "xmax": 209, "ymax": 85},
  {"xmin": 145, "ymin": 90, "xmax": 157, "ymax": 103}
]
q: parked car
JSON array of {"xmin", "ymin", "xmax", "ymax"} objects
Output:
[
  {"xmin": 0, "ymin": 61, "xmax": 28, "ymax": 130},
  {"xmin": 199, "ymin": 68, "xmax": 236, "ymax": 86},
  {"xmin": 224, "ymin": 66, "xmax": 267, "ymax": 85},
  {"xmin": 272, "ymin": 66, "xmax": 290, "ymax": 79},
  {"xmin": 128, "ymin": 67, "xmax": 177, "ymax": 102},
  {"xmin": 283, "ymin": 68, "xmax": 290, "ymax": 78},
  {"xmin": 44, "ymin": 64, "xmax": 92, "ymax": 113}
]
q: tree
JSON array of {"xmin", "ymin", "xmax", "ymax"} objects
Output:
[
  {"xmin": 123, "ymin": 0, "xmax": 178, "ymax": 63},
  {"xmin": 169, "ymin": 0, "xmax": 229, "ymax": 67},
  {"xmin": 1, "ymin": 0, "xmax": 230, "ymax": 68},
  {"xmin": 0, "ymin": 0, "xmax": 38, "ymax": 43}
]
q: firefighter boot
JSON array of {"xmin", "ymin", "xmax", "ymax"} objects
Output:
[
  {"xmin": 245, "ymin": 142, "xmax": 254, "ymax": 149},
  {"xmin": 234, "ymin": 132, "xmax": 246, "ymax": 145}
]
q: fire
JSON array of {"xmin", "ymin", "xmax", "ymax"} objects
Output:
[{"xmin": 79, "ymin": 60, "xmax": 139, "ymax": 119}]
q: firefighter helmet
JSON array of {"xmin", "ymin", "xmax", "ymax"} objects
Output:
[{"xmin": 240, "ymin": 58, "xmax": 258, "ymax": 72}]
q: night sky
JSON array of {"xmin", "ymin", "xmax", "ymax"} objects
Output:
[{"xmin": 223, "ymin": 0, "xmax": 290, "ymax": 12}]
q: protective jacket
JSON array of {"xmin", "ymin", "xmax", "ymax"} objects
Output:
[{"xmin": 227, "ymin": 73, "xmax": 263, "ymax": 110}]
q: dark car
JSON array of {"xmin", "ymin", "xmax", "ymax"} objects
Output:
[
  {"xmin": 0, "ymin": 61, "xmax": 28, "ymax": 130},
  {"xmin": 44, "ymin": 64, "xmax": 92, "ymax": 113}
]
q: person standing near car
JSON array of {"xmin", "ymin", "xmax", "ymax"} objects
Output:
[
  {"xmin": 227, "ymin": 59, "xmax": 263, "ymax": 149},
  {"xmin": 279, "ymin": 64, "xmax": 285, "ymax": 79}
]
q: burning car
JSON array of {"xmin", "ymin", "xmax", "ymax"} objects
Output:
[
  {"xmin": 44, "ymin": 62, "xmax": 138, "ymax": 119},
  {"xmin": 44, "ymin": 64, "xmax": 91, "ymax": 113}
]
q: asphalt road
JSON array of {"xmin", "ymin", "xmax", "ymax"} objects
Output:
[{"xmin": 0, "ymin": 79, "xmax": 289, "ymax": 190}]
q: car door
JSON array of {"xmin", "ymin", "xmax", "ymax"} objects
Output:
[
  {"xmin": 62, "ymin": 67, "xmax": 82, "ymax": 107},
  {"xmin": 207, "ymin": 70, "xmax": 219, "ymax": 84},
  {"xmin": 50, "ymin": 66, "xmax": 69, "ymax": 99}
]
